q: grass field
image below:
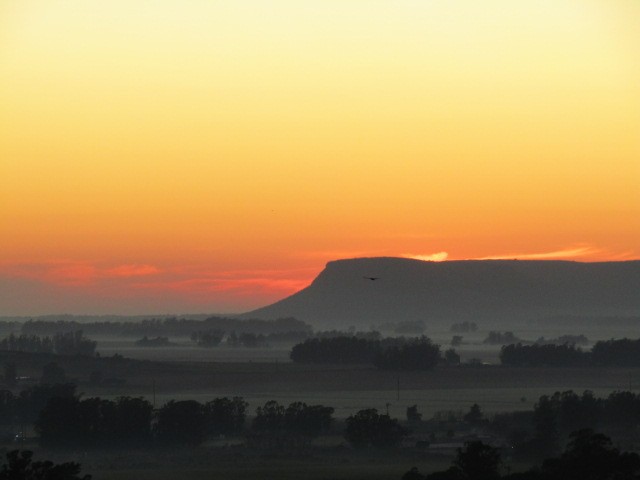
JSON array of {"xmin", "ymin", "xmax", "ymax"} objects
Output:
[
  {"xmin": 4, "ymin": 332, "xmax": 640, "ymax": 479},
  {"xmin": 23, "ymin": 444, "xmax": 459, "ymax": 480},
  {"xmin": 4, "ymin": 349, "xmax": 640, "ymax": 419}
]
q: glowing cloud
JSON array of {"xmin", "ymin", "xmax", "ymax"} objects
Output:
[{"xmin": 404, "ymin": 252, "xmax": 449, "ymax": 262}]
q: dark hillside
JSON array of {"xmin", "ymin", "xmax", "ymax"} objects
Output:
[{"xmin": 242, "ymin": 258, "xmax": 640, "ymax": 328}]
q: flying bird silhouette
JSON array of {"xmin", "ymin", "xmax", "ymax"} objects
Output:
[{"xmin": 363, "ymin": 276, "xmax": 380, "ymax": 281}]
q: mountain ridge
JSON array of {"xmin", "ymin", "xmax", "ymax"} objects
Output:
[{"xmin": 241, "ymin": 257, "xmax": 640, "ymax": 328}]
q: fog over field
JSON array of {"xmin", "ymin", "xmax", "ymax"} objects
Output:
[{"xmin": 2, "ymin": 0, "xmax": 639, "ymax": 478}]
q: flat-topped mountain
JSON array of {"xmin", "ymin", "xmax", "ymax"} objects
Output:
[{"xmin": 242, "ymin": 258, "xmax": 640, "ymax": 328}]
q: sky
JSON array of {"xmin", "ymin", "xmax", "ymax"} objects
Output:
[{"xmin": 1, "ymin": 0, "xmax": 639, "ymax": 315}]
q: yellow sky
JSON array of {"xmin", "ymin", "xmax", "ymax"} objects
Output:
[{"xmin": 1, "ymin": 0, "xmax": 639, "ymax": 314}]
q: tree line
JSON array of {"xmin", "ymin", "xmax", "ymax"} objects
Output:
[
  {"xmin": 0, "ymin": 331, "xmax": 96, "ymax": 356},
  {"xmin": 290, "ymin": 336, "xmax": 459, "ymax": 369},
  {"xmin": 500, "ymin": 338, "xmax": 640, "ymax": 367},
  {"xmin": 403, "ymin": 429, "xmax": 640, "ymax": 480},
  {"xmin": 0, "ymin": 383, "xmax": 416, "ymax": 449},
  {"xmin": 18, "ymin": 316, "xmax": 311, "ymax": 338}
]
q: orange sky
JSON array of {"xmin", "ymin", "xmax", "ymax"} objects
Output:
[{"xmin": 1, "ymin": 0, "xmax": 639, "ymax": 315}]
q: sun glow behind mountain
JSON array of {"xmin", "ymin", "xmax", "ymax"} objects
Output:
[{"xmin": 1, "ymin": 1, "xmax": 638, "ymax": 314}]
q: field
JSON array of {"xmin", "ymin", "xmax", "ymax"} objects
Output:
[
  {"xmin": 28, "ymin": 444, "xmax": 456, "ymax": 480},
  {"xmin": 6, "ymin": 347, "xmax": 640, "ymax": 420},
  {"xmin": 5, "ymin": 324, "xmax": 640, "ymax": 479}
]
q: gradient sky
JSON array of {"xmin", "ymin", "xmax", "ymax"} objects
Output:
[{"xmin": 1, "ymin": 0, "xmax": 639, "ymax": 315}]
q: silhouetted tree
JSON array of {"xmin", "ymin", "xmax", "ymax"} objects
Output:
[
  {"xmin": 500, "ymin": 343, "xmax": 586, "ymax": 367},
  {"xmin": 34, "ymin": 394, "xmax": 153, "ymax": 447},
  {"xmin": 540, "ymin": 429, "xmax": 640, "ymax": 480},
  {"xmin": 155, "ymin": 400, "xmax": 207, "ymax": 446},
  {"xmin": 18, "ymin": 383, "xmax": 77, "ymax": 424},
  {"xmin": 484, "ymin": 331, "xmax": 520, "ymax": 345},
  {"xmin": 0, "ymin": 450, "xmax": 90, "ymax": 480},
  {"xmin": 406, "ymin": 405, "xmax": 422, "ymax": 423},
  {"xmin": 282, "ymin": 402, "xmax": 334, "ymax": 447},
  {"xmin": 191, "ymin": 330, "xmax": 224, "ymax": 347},
  {"xmin": 114, "ymin": 397, "xmax": 153, "ymax": 445},
  {"xmin": 344, "ymin": 408, "xmax": 407, "ymax": 448},
  {"xmin": 52, "ymin": 331, "xmax": 97, "ymax": 356},
  {"xmin": 464, "ymin": 404, "xmax": 483, "ymax": 426},
  {"xmin": 374, "ymin": 337, "xmax": 441, "ymax": 370},
  {"xmin": 592, "ymin": 338, "xmax": 640, "ymax": 367},
  {"xmin": 414, "ymin": 441, "xmax": 501, "ymax": 480},
  {"xmin": 0, "ymin": 334, "xmax": 54, "ymax": 353},
  {"xmin": 249, "ymin": 400, "xmax": 333, "ymax": 449},
  {"xmin": 205, "ymin": 396, "xmax": 248, "ymax": 436},
  {"xmin": 249, "ymin": 400, "xmax": 286, "ymax": 448},
  {"xmin": 35, "ymin": 396, "xmax": 82, "ymax": 447},
  {"xmin": 135, "ymin": 336, "xmax": 173, "ymax": 347},
  {"xmin": 290, "ymin": 337, "xmax": 381, "ymax": 364},
  {"xmin": 444, "ymin": 348, "xmax": 461, "ymax": 365},
  {"xmin": 452, "ymin": 441, "xmax": 502, "ymax": 480},
  {"xmin": 530, "ymin": 395, "xmax": 560, "ymax": 458}
]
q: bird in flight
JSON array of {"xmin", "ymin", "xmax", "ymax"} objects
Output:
[{"xmin": 363, "ymin": 276, "xmax": 380, "ymax": 281}]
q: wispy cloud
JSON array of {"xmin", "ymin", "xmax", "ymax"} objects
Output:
[
  {"xmin": 0, "ymin": 260, "xmax": 162, "ymax": 285},
  {"xmin": 105, "ymin": 264, "xmax": 161, "ymax": 277},
  {"xmin": 403, "ymin": 252, "xmax": 449, "ymax": 262},
  {"xmin": 478, "ymin": 245, "xmax": 601, "ymax": 261},
  {"xmin": 292, "ymin": 249, "xmax": 386, "ymax": 260}
]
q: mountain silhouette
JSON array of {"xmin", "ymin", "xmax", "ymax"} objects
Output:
[{"xmin": 242, "ymin": 258, "xmax": 640, "ymax": 328}]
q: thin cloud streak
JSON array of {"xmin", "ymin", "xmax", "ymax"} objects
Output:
[
  {"xmin": 477, "ymin": 246, "xmax": 599, "ymax": 260},
  {"xmin": 0, "ymin": 261, "xmax": 162, "ymax": 286}
]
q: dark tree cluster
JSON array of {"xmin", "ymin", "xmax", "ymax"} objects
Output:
[
  {"xmin": 248, "ymin": 400, "xmax": 334, "ymax": 449},
  {"xmin": 290, "ymin": 337, "xmax": 381, "ymax": 364},
  {"xmin": 36, "ymin": 396, "xmax": 154, "ymax": 447},
  {"xmin": 501, "ymin": 338, "xmax": 640, "ymax": 367},
  {"xmin": 190, "ymin": 331, "xmax": 272, "ymax": 348},
  {"xmin": 314, "ymin": 330, "xmax": 382, "ymax": 341},
  {"xmin": 155, "ymin": 397, "xmax": 248, "ymax": 445},
  {"xmin": 190, "ymin": 330, "xmax": 224, "ymax": 347},
  {"xmin": 535, "ymin": 390, "xmax": 640, "ymax": 443},
  {"xmin": 500, "ymin": 343, "xmax": 586, "ymax": 367},
  {"xmin": 0, "ymin": 334, "xmax": 54, "ymax": 354},
  {"xmin": 291, "ymin": 335, "xmax": 454, "ymax": 370},
  {"xmin": 534, "ymin": 335, "xmax": 589, "ymax": 346},
  {"xmin": 591, "ymin": 338, "xmax": 640, "ymax": 366},
  {"xmin": 52, "ymin": 331, "xmax": 97, "ymax": 356},
  {"xmin": 374, "ymin": 337, "xmax": 442, "ymax": 370},
  {"xmin": 0, "ymin": 450, "xmax": 91, "ymax": 480},
  {"xmin": 345, "ymin": 408, "xmax": 408, "ymax": 448},
  {"xmin": 32, "ymin": 392, "xmax": 247, "ymax": 448},
  {"xmin": 403, "ymin": 429, "xmax": 640, "ymax": 480},
  {"xmin": 483, "ymin": 331, "xmax": 521, "ymax": 345},
  {"xmin": 225, "ymin": 332, "xmax": 268, "ymax": 348},
  {"xmin": 483, "ymin": 390, "xmax": 640, "ymax": 460},
  {"xmin": 0, "ymin": 331, "xmax": 96, "ymax": 356},
  {"xmin": 0, "ymin": 383, "xmax": 78, "ymax": 426},
  {"xmin": 134, "ymin": 336, "xmax": 174, "ymax": 347}
]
